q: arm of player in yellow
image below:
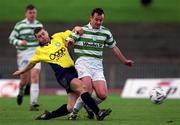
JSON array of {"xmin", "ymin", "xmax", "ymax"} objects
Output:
[
  {"xmin": 13, "ymin": 63, "xmax": 36, "ymax": 76},
  {"xmin": 65, "ymin": 37, "xmax": 75, "ymax": 47},
  {"xmin": 65, "ymin": 26, "xmax": 83, "ymax": 47}
]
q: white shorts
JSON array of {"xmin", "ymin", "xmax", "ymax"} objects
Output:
[
  {"xmin": 75, "ymin": 57, "xmax": 106, "ymax": 81},
  {"xmin": 17, "ymin": 48, "xmax": 41, "ymax": 70}
]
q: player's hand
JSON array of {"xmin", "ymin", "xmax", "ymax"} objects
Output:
[
  {"xmin": 65, "ymin": 39, "xmax": 75, "ymax": 47},
  {"xmin": 124, "ymin": 60, "xmax": 134, "ymax": 67},
  {"xmin": 73, "ymin": 26, "xmax": 84, "ymax": 35},
  {"xmin": 13, "ymin": 70, "xmax": 23, "ymax": 76},
  {"xmin": 20, "ymin": 40, "xmax": 28, "ymax": 46}
]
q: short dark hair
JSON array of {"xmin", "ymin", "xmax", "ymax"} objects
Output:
[
  {"xmin": 25, "ymin": 4, "xmax": 36, "ymax": 11},
  {"xmin": 34, "ymin": 27, "xmax": 45, "ymax": 46},
  {"xmin": 34, "ymin": 27, "xmax": 43, "ymax": 36},
  {"xmin": 91, "ymin": 8, "xmax": 104, "ymax": 16}
]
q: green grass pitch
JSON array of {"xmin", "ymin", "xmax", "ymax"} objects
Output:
[
  {"xmin": 1, "ymin": 94, "xmax": 180, "ymax": 125},
  {"xmin": 0, "ymin": 0, "xmax": 180, "ymax": 22}
]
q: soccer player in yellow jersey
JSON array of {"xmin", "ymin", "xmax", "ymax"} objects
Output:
[{"xmin": 13, "ymin": 27, "xmax": 111, "ymax": 121}]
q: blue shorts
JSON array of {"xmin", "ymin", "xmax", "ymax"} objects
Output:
[{"xmin": 49, "ymin": 63, "xmax": 78, "ymax": 93}]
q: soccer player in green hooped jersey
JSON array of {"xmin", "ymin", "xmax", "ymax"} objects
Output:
[
  {"xmin": 9, "ymin": 4, "xmax": 43, "ymax": 111},
  {"xmin": 13, "ymin": 27, "xmax": 112, "ymax": 121},
  {"xmin": 67, "ymin": 8, "xmax": 135, "ymax": 119}
]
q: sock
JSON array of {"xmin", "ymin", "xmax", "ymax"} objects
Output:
[
  {"xmin": 72, "ymin": 97, "xmax": 84, "ymax": 114},
  {"xmin": 19, "ymin": 86, "xmax": 26, "ymax": 96},
  {"xmin": 92, "ymin": 95, "xmax": 103, "ymax": 104},
  {"xmin": 51, "ymin": 104, "xmax": 69, "ymax": 118},
  {"xmin": 81, "ymin": 92, "xmax": 99, "ymax": 115},
  {"xmin": 30, "ymin": 83, "xmax": 39, "ymax": 105}
]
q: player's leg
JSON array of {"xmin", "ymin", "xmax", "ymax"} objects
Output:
[
  {"xmin": 36, "ymin": 92, "xmax": 78, "ymax": 120},
  {"xmin": 77, "ymin": 69, "xmax": 109, "ymax": 120},
  {"xmin": 70, "ymin": 78, "xmax": 112, "ymax": 121},
  {"xmin": 78, "ymin": 80, "xmax": 107, "ymax": 119},
  {"xmin": 83, "ymin": 67, "xmax": 108, "ymax": 118},
  {"xmin": 36, "ymin": 64, "xmax": 79, "ymax": 120},
  {"xmin": 50, "ymin": 93, "xmax": 78, "ymax": 118},
  {"xmin": 29, "ymin": 63, "xmax": 41, "ymax": 111},
  {"xmin": 69, "ymin": 76, "xmax": 94, "ymax": 120},
  {"xmin": 70, "ymin": 59, "xmax": 94, "ymax": 119},
  {"xmin": 36, "ymin": 64, "xmax": 111, "ymax": 121},
  {"xmin": 92, "ymin": 80, "xmax": 108, "ymax": 103},
  {"xmin": 91, "ymin": 66, "xmax": 108, "ymax": 104},
  {"xmin": 68, "ymin": 96, "xmax": 83, "ymax": 120},
  {"xmin": 81, "ymin": 76, "xmax": 93, "ymax": 94},
  {"xmin": 17, "ymin": 72, "xmax": 30, "ymax": 105},
  {"xmin": 16, "ymin": 53, "xmax": 30, "ymax": 105},
  {"xmin": 69, "ymin": 97, "xmax": 94, "ymax": 120}
]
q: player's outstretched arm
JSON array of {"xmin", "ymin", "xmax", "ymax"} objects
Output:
[
  {"xmin": 13, "ymin": 63, "xmax": 36, "ymax": 76},
  {"xmin": 65, "ymin": 26, "xmax": 83, "ymax": 47},
  {"xmin": 112, "ymin": 46, "xmax": 134, "ymax": 67},
  {"xmin": 72, "ymin": 26, "xmax": 84, "ymax": 35}
]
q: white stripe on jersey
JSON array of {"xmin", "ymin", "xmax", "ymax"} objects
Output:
[
  {"xmin": 74, "ymin": 48, "xmax": 103, "ymax": 56},
  {"xmin": 82, "ymin": 34, "xmax": 106, "ymax": 41}
]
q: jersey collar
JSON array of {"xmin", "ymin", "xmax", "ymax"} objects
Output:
[
  {"xmin": 24, "ymin": 18, "xmax": 36, "ymax": 24},
  {"xmin": 87, "ymin": 23, "xmax": 102, "ymax": 30}
]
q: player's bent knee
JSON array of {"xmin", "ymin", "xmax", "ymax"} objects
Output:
[{"xmin": 97, "ymin": 93, "xmax": 107, "ymax": 100}]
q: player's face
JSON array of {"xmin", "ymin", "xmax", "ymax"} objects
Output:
[
  {"xmin": 35, "ymin": 29, "xmax": 50, "ymax": 45},
  {"xmin": 90, "ymin": 13, "xmax": 104, "ymax": 29},
  {"xmin": 25, "ymin": 9, "xmax": 37, "ymax": 22}
]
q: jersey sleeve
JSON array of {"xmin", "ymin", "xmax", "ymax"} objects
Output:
[
  {"xmin": 52, "ymin": 30, "xmax": 72, "ymax": 43},
  {"xmin": 104, "ymin": 31, "xmax": 116, "ymax": 48},
  {"xmin": 8, "ymin": 23, "xmax": 22, "ymax": 46},
  {"xmin": 62, "ymin": 30, "xmax": 72, "ymax": 41},
  {"xmin": 67, "ymin": 31, "xmax": 80, "ymax": 41}
]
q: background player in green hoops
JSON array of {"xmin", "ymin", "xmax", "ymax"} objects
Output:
[
  {"xmin": 9, "ymin": 4, "xmax": 43, "ymax": 111},
  {"xmin": 66, "ymin": 8, "xmax": 134, "ymax": 119}
]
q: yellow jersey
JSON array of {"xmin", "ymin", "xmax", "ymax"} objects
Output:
[{"xmin": 30, "ymin": 30, "xmax": 74, "ymax": 68}]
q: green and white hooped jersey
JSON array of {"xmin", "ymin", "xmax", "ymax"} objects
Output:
[
  {"xmin": 69, "ymin": 23, "xmax": 116, "ymax": 59},
  {"xmin": 9, "ymin": 18, "xmax": 43, "ymax": 52}
]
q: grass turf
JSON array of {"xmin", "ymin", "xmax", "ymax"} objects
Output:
[
  {"xmin": 0, "ymin": 94, "xmax": 180, "ymax": 125},
  {"xmin": 0, "ymin": 0, "xmax": 180, "ymax": 22}
]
